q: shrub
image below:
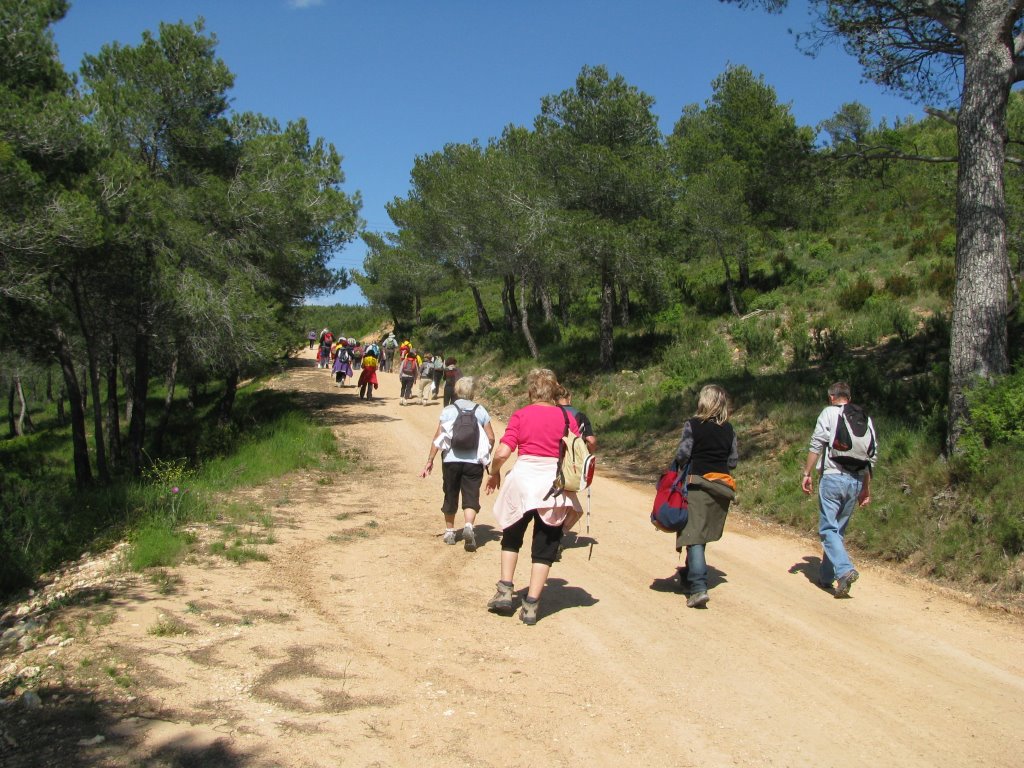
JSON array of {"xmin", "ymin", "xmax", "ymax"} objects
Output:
[
  {"xmin": 923, "ymin": 258, "xmax": 955, "ymax": 298},
  {"xmin": 884, "ymin": 272, "xmax": 916, "ymax": 297},
  {"xmin": 733, "ymin": 315, "xmax": 780, "ymax": 365},
  {"xmin": 956, "ymin": 368, "xmax": 1024, "ymax": 477},
  {"xmin": 662, "ymin": 323, "xmax": 734, "ymax": 386},
  {"xmin": 785, "ymin": 318, "xmax": 812, "ymax": 367},
  {"xmin": 837, "ymin": 276, "xmax": 875, "ymax": 311}
]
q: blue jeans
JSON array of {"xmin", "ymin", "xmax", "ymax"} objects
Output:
[
  {"xmin": 685, "ymin": 544, "xmax": 708, "ymax": 593},
  {"xmin": 818, "ymin": 472, "xmax": 863, "ymax": 584}
]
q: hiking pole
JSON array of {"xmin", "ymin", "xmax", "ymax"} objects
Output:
[{"xmin": 587, "ymin": 485, "xmax": 593, "ymax": 561}]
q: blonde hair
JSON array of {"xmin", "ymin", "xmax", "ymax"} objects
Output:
[
  {"xmin": 694, "ymin": 384, "xmax": 730, "ymax": 424},
  {"xmin": 454, "ymin": 376, "xmax": 475, "ymax": 400},
  {"xmin": 527, "ymin": 368, "xmax": 560, "ymax": 404}
]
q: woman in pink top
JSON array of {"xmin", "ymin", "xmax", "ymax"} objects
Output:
[{"xmin": 484, "ymin": 368, "xmax": 582, "ymax": 625}]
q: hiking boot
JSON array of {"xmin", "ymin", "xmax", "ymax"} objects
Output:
[
  {"xmin": 487, "ymin": 581, "xmax": 515, "ymax": 614},
  {"xmin": 686, "ymin": 590, "xmax": 710, "ymax": 609},
  {"xmin": 442, "ymin": 529, "xmax": 457, "ymax": 545},
  {"xmin": 463, "ymin": 524, "xmax": 477, "ymax": 552},
  {"xmin": 519, "ymin": 597, "xmax": 539, "ymax": 625},
  {"xmin": 834, "ymin": 569, "xmax": 859, "ymax": 598}
]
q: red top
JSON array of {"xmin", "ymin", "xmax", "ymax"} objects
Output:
[{"xmin": 500, "ymin": 403, "xmax": 579, "ymax": 458}]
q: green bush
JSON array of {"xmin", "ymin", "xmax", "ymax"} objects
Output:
[
  {"xmin": 785, "ymin": 318, "xmax": 812, "ymax": 367},
  {"xmin": 884, "ymin": 272, "xmax": 916, "ymax": 297},
  {"xmin": 923, "ymin": 258, "xmax": 955, "ymax": 298},
  {"xmin": 733, "ymin": 314, "xmax": 780, "ymax": 365},
  {"xmin": 661, "ymin": 322, "xmax": 734, "ymax": 387},
  {"xmin": 956, "ymin": 368, "xmax": 1024, "ymax": 477},
  {"xmin": 837, "ymin": 276, "xmax": 875, "ymax": 311}
]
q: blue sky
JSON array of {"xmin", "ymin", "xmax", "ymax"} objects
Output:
[{"xmin": 53, "ymin": 0, "xmax": 922, "ymax": 305}]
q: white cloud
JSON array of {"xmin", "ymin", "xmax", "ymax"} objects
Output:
[{"xmin": 287, "ymin": 0, "xmax": 324, "ymax": 8}]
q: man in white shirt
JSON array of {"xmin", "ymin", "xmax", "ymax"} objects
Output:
[{"xmin": 801, "ymin": 381, "xmax": 878, "ymax": 598}]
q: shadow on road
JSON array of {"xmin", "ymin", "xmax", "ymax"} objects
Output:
[
  {"xmin": 648, "ymin": 564, "xmax": 728, "ymax": 594},
  {"xmin": 533, "ymin": 578, "xmax": 598, "ymax": 620},
  {"xmin": 0, "ymin": 683, "xmax": 255, "ymax": 768}
]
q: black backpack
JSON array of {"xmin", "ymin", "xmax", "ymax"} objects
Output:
[
  {"xmin": 450, "ymin": 404, "xmax": 481, "ymax": 453},
  {"xmin": 829, "ymin": 403, "xmax": 876, "ymax": 472}
]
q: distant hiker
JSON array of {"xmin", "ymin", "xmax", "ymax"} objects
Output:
[
  {"xmin": 357, "ymin": 350, "xmax": 379, "ymax": 400},
  {"xmin": 801, "ymin": 381, "xmax": 877, "ymax": 598},
  {"xmin": 670, "ymin": 384, "xmax": 738, "ymax": 609},
  {"xmin": 430, "ymin": 352, "xmax": 445, "ymax": 399},
  {"xmin": 556, "ymin": 387, "xmax": 597, "ymax": 453},
  {"xmin": 399, "ymin": 339, "xmax": 412, "ymax": 364},
  {"xmin": 332, "ymin": 344, "xmax": 353, "ymax": 386},
  {"xmin": 442, "ymin": 357, "xmax": 462, "ymax": 407},
  {"xmin": 398, "ymin": 350, "xmax": 419, "ymax": 405},
  {"xmin": 317, "ymin": 339, "xmax": 332, "ymax": 369},
  {"xmin": 421, "ymin": 376, "xmax": 495, "ymax": 551},
  {"xmin": 417, "ymin": 354, "xmax": 436, "ymax": 405},
  {"xmin": 307, "ymin": 330, "xmax": 317, "ymax": 349},
  {"xmin": 484, "ymin": 368, "xmax": 582, "ymax": 626},
  {"xmin": 350, "ymin": 339, "xmax": 363, "ymax": 369}
]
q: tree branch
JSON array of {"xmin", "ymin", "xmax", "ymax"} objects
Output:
[{"xmin": 924, "ymin": 105, "xmax": 957, "ymax": 126}]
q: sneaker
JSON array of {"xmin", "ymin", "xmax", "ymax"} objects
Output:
[
  {"xmin": 442, "ymin": 529, "xmax": 457, "ymax": 545},
  {"xmin": 463, "ymin": 525, "xmax": 477, "ymax": 552},
  {"xmin": 834, "ymin": 569, "xmax": 859, "ymax": 598},
  {"xmin": 686, "ymin": 590, "xmax": 710, "ymax": 609},
  {"xmin": 487, "ymin": 581, "xmax": 515, "ymax": 614},
  {"xmin": 519, "ymin": 597, "xmax": 539, "ymax": 626}
]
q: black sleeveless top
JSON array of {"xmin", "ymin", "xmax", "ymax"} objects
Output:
[{"xmin": 685, "ymin": 418, "xmax": 736, "ymax": 476}]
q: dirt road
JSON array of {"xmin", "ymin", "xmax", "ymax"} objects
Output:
[{"xmin": 4, "ymin": 349, "xmax": 1023, "ymax": 767}]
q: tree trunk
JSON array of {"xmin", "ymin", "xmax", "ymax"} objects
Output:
[
  {"xmin": 518, "ymin": 272, "xmax": 540, "ymax": 359},
  {"xmin": 540, "ymin": 284, "xmax": 554, "ymax": 324},
  {"xmin": 414, "ymin": 293, "xmax": 421, "ymax": 323},
  {"xmin": 558, "ymin": 285, "xmax": 570, "ymax": 326},
  {"xmin": 14, "ymin": 374, "xmax": 34, "ymax": 436},
  {"xmin": 56, "ymin": 383, "xmax": 65, "ymax": 426},
  {"xmin": 70, "ymin": 281, "xmax": 108, "ymax": 481},
  {"xmin": 501, "ymin": 274, "xmax": 517, "ymax": 332},
  {"xmin": 599, "ymin": 267, "xmax": 615, "ymax": 367},
  {"xmin": 152, "ymin": 349, "xmax": 179, "ymax": 455},
  {"xmin": 54, "ymin": 326, "xmax": 93, "ymax": 487},
  {"xmin": 46, "ymin": 369, "xmax": 53, "ymax": 401},
  {"xmin": 7, "ymin": 377, "xmax": 15, "ymax": 437},
  {"xmin": 947, "ymin": 7, "xmax": 1012, "ymax": 453},
  {"xmin": 718, "ymin": 242, "xmax": 742, "ymax": 317},
  {"xmin": 127, "ymin": 328, "xmax": 150, "ymax": 476},
  {"xmin": 123, "ymin": 364, "xmax": 134, "ymax": 426},
  {"xmin": 217, "ymin": 368, "xmax": 239, "ymax": 427},
  {"xmin": 618, "ymin": 279, "xmax": 631, "ymax": 325},
  {"xmin": 738, "ymin": 248, "xmax": 751, "ymax": 287},
  {"xmin": 106, "ymin": 337, "xmax": 121, "ymax": 470},
  {"xmin": 469, "ymin": 283, "xmax": 494, "ymax": 334}
]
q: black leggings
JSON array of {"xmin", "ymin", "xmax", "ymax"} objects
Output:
[{"xmin": 500, "ymin": 510, "xmax": 564, "ymax": 566}]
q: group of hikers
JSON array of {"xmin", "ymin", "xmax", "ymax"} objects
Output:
[
  {"xmin": 419, "ymin": 369, "xmax": 876, "ymax": 625},
  {"xmin": 306, "ymin": 328, "xmax": 878, "ymax": 626},
  {"xmin": 307, "ymin": 328, "xmax": 465, "ymax": 405}
]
